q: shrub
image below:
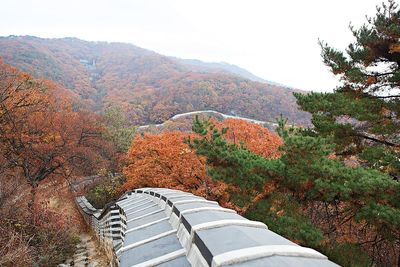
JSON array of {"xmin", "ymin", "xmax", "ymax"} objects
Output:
[
  {"xmin": 0, "ymin": 204, "xmax": 80, "ymax": 267},
  {"xmin": 86, "ymin": 175, "xmax": 126, "ymax": 209}
]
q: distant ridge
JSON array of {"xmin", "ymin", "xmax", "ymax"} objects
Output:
[{"xmin": 176, "ymin": 58, "xmax": 289, "ymax": 87}]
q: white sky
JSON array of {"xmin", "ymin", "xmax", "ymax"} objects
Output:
[{"xmin": 1, "ymin": 0, "xmax": 381, "ymax": 91}]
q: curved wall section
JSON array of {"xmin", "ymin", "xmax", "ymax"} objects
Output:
[{"xmin": 76, "ymin": 188, "xmax": 340, "ymax": 267}]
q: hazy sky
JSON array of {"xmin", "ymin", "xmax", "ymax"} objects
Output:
[{"xmin": 1, "ymin": 0, "xmax": 381, "ymax": 91}]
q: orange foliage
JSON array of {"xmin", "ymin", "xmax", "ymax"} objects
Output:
[
  {"xmin": 123, "ymin": 119, "xmax": 282, "ymax": 209},
  {"xmin": 122, "ymin": 132, "xmax": 231, "ymax": 205},
  {"xmin": 0, "ymin": 59, "xmax": 114, "ymax": 189},
  {"xmin": 0, "ymin": 59, "xmax": 115, "ymax": 266},
  {"xmin": 213, "ymin": 118, "xmax": 283, "ymax": 158},
  {"xmin": 0, "ymin": 36, "xmax": 310, "ymax": 126}
]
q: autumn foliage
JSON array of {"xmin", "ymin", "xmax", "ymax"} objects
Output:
[
  {"xmin": 0, "ymin": 193, "xmax": 81, "ymax": 267},
  {"xmin": 0, "ymin": 60, "xmax": 114, "ymax": 265},
  {"xmin": 122, "ymin": 119, "xmax": 282, "ymax": 209},
  {"xmin": 122, "ymin": 132, "xmax": 228, "ymax": 203},
  {"xmin": 0, "ymin": 36, "xmax": 310, "ymax": 125},
  {"xmin": 0, "ymin": 59, "xmax": 113, "ymax": 191},
  {"xmin": 212, "ymin": 118, "xmax": 283, "ymax": 158}
]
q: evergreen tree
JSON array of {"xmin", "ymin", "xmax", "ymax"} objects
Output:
[
  {"xmin": 291, "ymin": 1, "xmax": 400, "ymax": 264},
  {"xmin": 187, "ymin": 116, "xmax": 283, "ymax": 207},
  {"xmin": 187, "ymin": 116, "xmax": 324, "ymax": 247},
  {"xmin": 190, "ymin": 114, "xmax": 400, "ymax": 265},
  {"xmin": 187, "ymin": 2, "xmax": 400, "ymax": 264},
  {"xmin": 295, "ymin": 0, "xmax": 400, "ymax": 179}
]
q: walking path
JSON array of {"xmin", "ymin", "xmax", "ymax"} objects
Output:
[{"xmin": 58, "ymin": 233, "xmax": 108, "ymax": 267}]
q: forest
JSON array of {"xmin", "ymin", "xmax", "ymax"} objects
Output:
[
  {"xmin": 0, "ymin": 1, "xmax": 400, "ymax": 266},
  {"xmin": 0, "ymin": 35, "xmax": 310, "ymax": 125}
]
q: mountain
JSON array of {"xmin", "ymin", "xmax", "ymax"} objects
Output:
[
  {"xmin": 0, "ymin": 35, "xmax": 310, "ymax": 125},
  {"xmin": 175, "ymin": 58, "xmax": 285, "ymax": 86}
]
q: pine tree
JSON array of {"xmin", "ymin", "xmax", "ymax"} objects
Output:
[
  {"xmin": 189, "ymin": 114, "xmax": 399, "ymax": 266},
  {"xmin": 187, "ymin": 116, "xmax": 324, "ymax": 247},
  {"xmin": 186, "ymin": 116, "xmax": 283, "ymax": 207},
  {"xmin": 291, "ymin": 1, "xmax": 400, "ymax": 264},
  {"xmin": 187, "ymin": 2, "xmax": 400, "ymax": 264},
  {"xmin": 294, "ymin": 0, "xmax": 400, "ymax": 179}
]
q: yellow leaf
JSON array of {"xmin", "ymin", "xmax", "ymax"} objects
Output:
[{"xmin": 389, "ymin": 43, "xmax": 400, "ymax": 53}]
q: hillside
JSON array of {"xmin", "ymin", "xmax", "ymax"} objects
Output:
[
  {"xmin": 0, "ymin": 36, "xmax": 310, "ymax": 125},
  {"xmin": 174, "ymin": 58, "xmax": 284, "ymax": 85}
]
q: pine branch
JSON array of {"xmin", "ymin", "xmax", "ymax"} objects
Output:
[
  {"xmin": 355, "ymin": 133, "xmax": 398, "ymax": 147},
  {"xmin": 372, "ymin": 94, "xmax": 400, "ymax": 99}
]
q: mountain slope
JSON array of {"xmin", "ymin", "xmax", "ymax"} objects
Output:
[
  {"xmin": 0, "ymin": 36, "xmax": 310, "ymax": 125},
  {"xmin": 176, "ymin": 58, "xmax": 285, "ymax": 86}
]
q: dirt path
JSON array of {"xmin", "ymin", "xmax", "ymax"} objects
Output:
[{"xmin": 58, "ymin": 233, "xmax": 109, "ymax": 267}]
